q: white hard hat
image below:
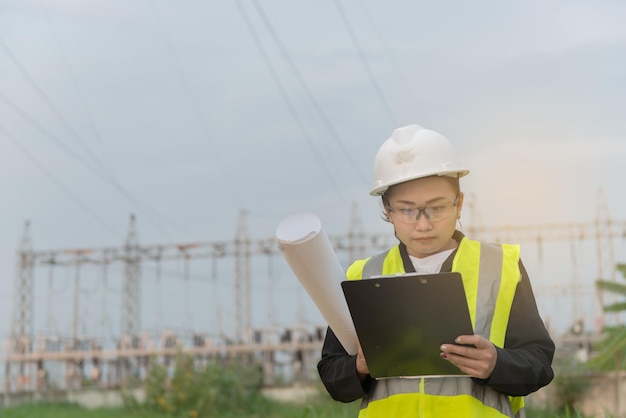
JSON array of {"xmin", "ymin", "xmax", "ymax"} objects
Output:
[{"xmin": 370, "ymin": 124, "xmax": 469, "ymax": 196}]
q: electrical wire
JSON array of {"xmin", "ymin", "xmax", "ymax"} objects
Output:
[
  {"xmin": 79, "ymin": 278, "xmax": 101, "ymax": 294},
  {"xmin": 0, "ymin": 93, "xmax": 107, "ymax": 179},
  {"xmin": 146, "ymin": 0, "xmax": 244, "ymax": 210},
  {"xmin": 140, "ymin": 262, "xmax": 300, "ymax": 293},
  {"xmin": 46, "ymin": 266, "xmax": 72, "ymax": 294},
  {"xmin": 0, "ymin": 92, "xmax": 196, "ymax": 242},
  {"xmin": 333, "ymin": 0, "xmax": 398, "ymax": 129},
  {"xmin": 0, "ymin": 122, "xmax": 121, "ymax": 238},
  {"xmin": 235, "ymin": 0, "xmax": 350, "ymax": 205},
  {"xmin": 0, "ymin": 36, "xmax": 110, "ymax": 178},
  {"xmin": 39, "ymin": 0, "xmax": 104, "ymax": 144},
  {"xmin": 357, "ymin": 1, "xmax": 422, "ymax": 114},
  {"xmin": 0, "ymin": 40, "xmax": 202, "ymax": 242},
  {"xmin": 249, "ymin": 0, "xmax": 371, "ymax": 186}
]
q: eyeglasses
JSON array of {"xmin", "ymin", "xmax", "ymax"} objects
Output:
[{"xmin": 387, "ymin": 195, "xmax": 460, "ymax": 224}]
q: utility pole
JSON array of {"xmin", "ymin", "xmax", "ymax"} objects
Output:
[
  {"xmin": 10, "ymin": 221, "xmax": 34, "ymax": 342},
  {"xmin": 122, "ymin": 214, "xmax": 141, "ymax": 337},
  {"xmin": 348, "ymin": 202, "xmax": 366, "ymax": 263},
  {"xmin": 234, "ymin": 210, "xmax": 250, "ymax": 343},
  {"xmin": 71, "ymin": 259, "xmax": 80, "ymax": 346},
  {"xmin": 6, "ymin": 221, "xmax": 34, "ymax": 391}
]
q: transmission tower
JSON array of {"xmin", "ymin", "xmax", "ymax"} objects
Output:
[
  {"xmin": 10, "ymin": 221, "xmax": 34, "ymax": 342},
  {"xmin": 234, "ymin": 210, "xmax": 250, "ymax": 343},
  {"xmin": 121, "ymin": 214, "xmax": 141, "ymax": 336},
  {"xmin": 71, "ymin": 253, "xmax": 81, "ymax": 345},
  {"xmin": 348, "ymin": 202, "xmax": 366, "ymax": 262},
  {"xmin": 463, "ymin": 192, "xmax": 485, "ymax": 238}
]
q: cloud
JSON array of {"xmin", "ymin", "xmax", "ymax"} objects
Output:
[
  {"xmin": 1, "ymin": 0, "xmax": 625, "ymax": 345},
  {"xmin": 461, "ymin": 137, "xmax": 625, "ymax": 226}
]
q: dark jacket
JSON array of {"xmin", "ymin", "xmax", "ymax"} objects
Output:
[{"xmin": 317, "ymin": 231, "xmax": 555, "ymax": 402}]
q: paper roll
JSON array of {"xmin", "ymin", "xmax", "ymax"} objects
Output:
[{"xmin": 275, "ymin": 212, "xmax": 358, "ymax": 355}]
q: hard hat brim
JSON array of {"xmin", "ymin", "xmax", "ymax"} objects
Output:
[{"xmin": 369, "ymin": 170, "xmax": 469, "ymax": 196}]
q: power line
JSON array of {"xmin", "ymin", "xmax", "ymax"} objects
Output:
[
  {"xmin": 18, "ymin": 217, "xmax": 625, "ymax": 338},
  {"xmin": 0, "ymin": 92, "xmax": 198, "ymax": 242},
  {"xmin": 39, "ymin": 0, "xmax": 104, "ymax": 144},
  {"xmin": 357, "ymin": 1, "xmax": 422, "ymax": 114},
  {"xmin": 248, "ymin": 0, "xmax": 371, "ymax": 186},
  {"xmin": 0, "ymin": 93, "xmax": 104, "ymax": 177},
  {"xmin": 0, "ymin": 37, "xmax": 201, "ymax": 242},
  {"xmin": 0, "ymin": 123, "xmax": 121, "ymax": 238},
  {"xmin": 235, "ymin": 0, "xmax": 350, "ymax": 205},
  {"xmin": 0, "ymin": 36, "xmax": 110, "ymax": 178},
  {"xmin": 145, "ymin": 0, "xmax": 244, "ymax": 210},
  {"xmin": 333, "ymin": 0, "xmax": 398, "ymax": 129}
]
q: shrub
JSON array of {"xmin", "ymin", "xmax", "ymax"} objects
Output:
[
  {"xmin": 550, "ymin": 347, "xmax": 592, "ymax": 412},
  {"xmin": 134, "ymin": 351, "xmax": 263, "ymax": 417}
]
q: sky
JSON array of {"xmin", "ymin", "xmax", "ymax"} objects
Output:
[{"xmin": 1, "ymin": 0, "xmax": 626, "ymax": 360}]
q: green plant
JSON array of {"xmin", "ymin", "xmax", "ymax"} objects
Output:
[
  {"xmin": 0, "ymin": 398, "xmax": 598, "ymax": 418},
  {"xmin": 135, "ymin": 351, "xmax": 263, "ymax": 417},
  {"xmin": 550, "ymin": 351, "xmax": 591, "ymax": 413},
  {"xmin": 593, "ymin": 263, "xmax": 626, "ymax": 371}
]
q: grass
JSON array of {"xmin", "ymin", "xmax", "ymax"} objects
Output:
[
  {"xmin": 0, "ymin": 402, "xmax": 164, "ymax": 418},
  {"xmin": 0, "ymin": 396, "xmax": 592, "ymax": 418},
  {"xmin": 0, "ymin": 394, "xmax": 360, "ymax": 418}
]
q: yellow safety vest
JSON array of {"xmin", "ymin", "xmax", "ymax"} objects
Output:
[{"xmin": 346, "ymin": 237, "xmax": 525, "ymax": 418}]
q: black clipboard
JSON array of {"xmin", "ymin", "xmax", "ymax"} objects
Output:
[{"xmin": 341, "ymin": 272, "xmax": 474, "ymax": 378}]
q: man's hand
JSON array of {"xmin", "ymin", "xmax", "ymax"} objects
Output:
[
  {"xmin": 439, "ymin": 335, "xmax": 497, "ymax": 379},
  {"xmin": 356, "ymin": 340, "xmax": 369, "ymax": 380}
]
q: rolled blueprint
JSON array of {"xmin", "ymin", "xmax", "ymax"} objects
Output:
[{"xmin": 275, "ymin": 212, "xmax": 357, "ymax": 355}]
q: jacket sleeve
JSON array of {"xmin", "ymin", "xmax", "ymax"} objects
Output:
[
  {"xmin": 317, "ymin": 327, "xmax": 374, "ymax": 402},
  {"xmin": 480, "ymin": 260, "xmax": 555, "ymax": 396}
]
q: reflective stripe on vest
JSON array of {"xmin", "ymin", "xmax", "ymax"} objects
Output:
[
  {"xmin": 357, "ymin": 377, "xmax": 522, "ymax": 418},
  {"xmin": 350, "ymin": 238, "xmax": 525, "ymax": 418}
]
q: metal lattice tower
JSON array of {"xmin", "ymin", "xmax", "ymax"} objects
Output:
[
  {"xmin": 10, "ymin": 221, "xmax": 34, "ymax": 342},
  {"xmin": 348, "ymin": 202, "xmax": 366, "ymax": 263},
  {"xmin": 8, "ymin": 208, "xmax": 626, "ymax": 348},
  {"xmin": 234, "ymin": 210, "xmax": 250, "ymax": 343},
  {"xmin": 463, "ymin": 192, "xmax": 485, "ymax": 239},
  {"xmin": 121, "ymin": 214, "xmax": 141, "ymax": 336}
]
